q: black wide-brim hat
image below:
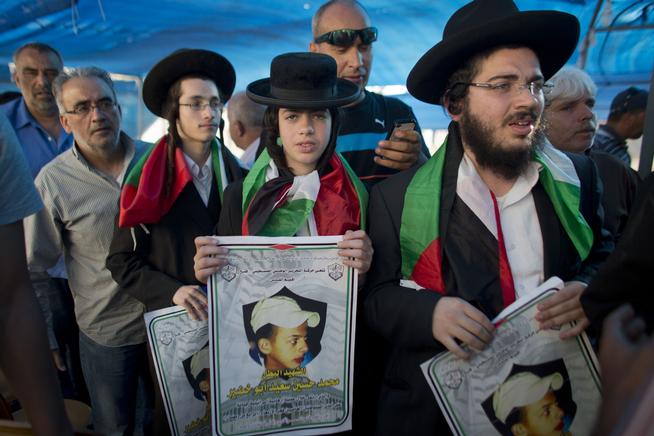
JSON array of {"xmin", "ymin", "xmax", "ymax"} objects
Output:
[
  {"xmin": 407, "ymin": 0, "xmax": 580, "ymax": 105},
  {"xmin": 246, "ymin": 52, "xmax": 361, "ymax": 108},
  {"xmin": 142, "ymin": 48, "xmax": 236, "ymax": 117}
]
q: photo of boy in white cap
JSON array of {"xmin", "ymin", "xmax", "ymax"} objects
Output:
[
  {"xmin": 483, "ymin": 359, "xmax": 576, "ymax": 436},
  {"xmin": 243, "ymin": 287, "xmax": 327, "ymax": 373}
]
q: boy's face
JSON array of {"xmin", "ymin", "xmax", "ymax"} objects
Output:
[
  {"xmin": 511, "ymin": 391, "xmax": 565, "ymax": 436},
  {"xmin": 259, "ymin": 322, "xmax": 309, "ymax": 370}
]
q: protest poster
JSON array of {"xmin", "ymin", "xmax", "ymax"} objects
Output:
[
  {"xmin": 145, "ymin": 306, "xmax": 211, "ymax": 436},
  {"xmin": 208, "ymin": 236, "xmax": 357, "ymax": 436},
  {"xmin": 422, "ymin": 277, "xmax": 601, "ymax": 436}
]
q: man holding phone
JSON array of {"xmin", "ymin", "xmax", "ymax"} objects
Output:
[{"xmin": 309, "ymin": 0, "xmax": 429, "ymax": 188}]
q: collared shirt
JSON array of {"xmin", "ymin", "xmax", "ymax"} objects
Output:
[
  {"xmin": 25, "ymin": 132, "xmax": 148, "ymax": 347},
  {"xmin": 239, "ymin": 137, "xmax": 260, "ymax": 170},
  {"xmin": 183, "ymin": 151, "xmax": 213, "ymax": 207},
  {"xmin": 0, "ymin": 97, "xmax": 73, "ymax": 178},
  {"xmin": 457, "ymin": 154, "xmax": 544, "ymax": 298}
]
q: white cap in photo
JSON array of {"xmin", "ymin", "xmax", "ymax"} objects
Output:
[
  {"xmin": 493, "ymin": 371, "xmax": 564, "ymax": 424},
  {"xmin": 250, "ymin": 296, "xmax": 320, "ymax": 334}
]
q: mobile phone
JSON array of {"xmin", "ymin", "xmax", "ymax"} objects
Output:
[{"xmin": 385, "ymin": 118, "xmax": 416, "ymax": 140}]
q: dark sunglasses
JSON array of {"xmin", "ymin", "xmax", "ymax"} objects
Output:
[{"xmin": 313, "ymin": 27, "xmax": 378, "ymax": 47}]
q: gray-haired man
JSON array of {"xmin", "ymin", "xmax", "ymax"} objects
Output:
[{"xmin": 24, "ymin": 66, "xmax": 152, "ymax": 435}]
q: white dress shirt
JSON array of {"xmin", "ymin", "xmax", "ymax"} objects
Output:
[
  {"xmin": 456, "ymin": 154, "xmax": 545, "ymax": 298},
  {"xmin": 183, "ymin": 151, "xmax": 213, "ymax": 207}
]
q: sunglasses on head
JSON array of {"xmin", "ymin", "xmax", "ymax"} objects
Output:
[{"xmin": 314, "ymin": 27, "xmax": 378, "ymax": 47}]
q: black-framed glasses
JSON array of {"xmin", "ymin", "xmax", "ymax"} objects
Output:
[
  {"xmin": 450, "ymin": 81, "xmax": 553, "ymax": 97},
  {"xmin": 179, "ymin": 100, "xmax": 223, "ymax": 112},
  {"xmin": 64, "ymin": 98, "xmax": 117, "ymax": 116},
  {"xmin": 313, "ymin": 27, "xmax": 378, "ymax": 47}
]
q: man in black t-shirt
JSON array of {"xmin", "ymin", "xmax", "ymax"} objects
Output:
[{"xmin": 309, "ymin": 0, "xmax": 429, "ymax": 187}]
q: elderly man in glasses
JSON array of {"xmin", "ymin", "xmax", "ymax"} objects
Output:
[
  {"xmin": 309, "ymin": 0, "xmax": 430, "ymax": 189},
  {"xmin": 23, "ymin": 66, "xmax": 153, "ymax": 435},
  {"xmin": 364, "ymin": 0, "xmax": 612, "ymax": 433}
]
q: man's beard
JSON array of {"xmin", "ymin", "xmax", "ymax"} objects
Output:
[{"xmin": 459, "ymin": 106, "xmax": 544, "ymax": 180}]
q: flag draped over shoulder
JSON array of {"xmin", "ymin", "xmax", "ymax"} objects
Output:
[
  {"xmin": 400, "ymin": 138, "xmax": 593, "ymax": 293},
  {"xmin": 119, "ymin": 136, "xmax": 224, "ymax": 227},
  {"xmin": 241, "ymin": 149, "xmax": 367, "ymax": 236}
]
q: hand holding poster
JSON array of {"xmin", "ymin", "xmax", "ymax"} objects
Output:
[
  {"xmin": 208, "ymin": 236, "xmax": 357, "ymax": 436},
  {"xmin": 422, "ymin": 277, "xmax": 602, "ymax": 436}
]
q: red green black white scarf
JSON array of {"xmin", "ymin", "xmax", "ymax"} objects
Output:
[
  {"xmin": 119, "ymin": 136, "xmax": 226, "ymax": 227},
  {"xmin": 400, "ymin": 137, "xmax": 594, "ymax": 292},
  {"xmin": 241, "ymin": 149, "xmax": 367, "ymax": 236}
]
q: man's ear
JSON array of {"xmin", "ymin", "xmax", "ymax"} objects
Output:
[
  {"xmin": 60, "ymin": 114, "xmax": 73, "ymax": 134},
  {"xmin": 309, "ymin": 42, "xmax": 319, "ymax": 53},
  {"xmin": 234, "ymin": 120, "xmax": 245, "ymax": 138},
  {"xmin": 443, "ymin": 95, "xmax": 462, "ymax": 121},
  {"xmin": 257, "ymin": 338, "xmax": 271, "ymax": 355},
  {"xmin": 510, "ymin": 423, "xmax": 527, "ymax": 436}
]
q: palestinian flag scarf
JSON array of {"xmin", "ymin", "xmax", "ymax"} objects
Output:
[
  {"xmin": 119, "ymin": 136, "xmax": 226, "ymax": 227},
  {"xmin": 241, "ymin": 149, "xmax": 367, "ymax": 236},
  {"xmin": 400, "ymin": 130, "xmax": 594, "ymax": 294}
]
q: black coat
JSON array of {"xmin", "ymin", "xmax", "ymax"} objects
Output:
[
  {"xmin": 581, "ymin": 172, "xmax": 654, "ymax": 334},
  {"xmin": 107, "ymin": 146, "xmax": 244, "ymax": 311},
  {"xmin": 363, "ymin": 123, "xmax": 613, "ymax": 435}
]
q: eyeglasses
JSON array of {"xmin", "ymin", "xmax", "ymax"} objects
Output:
[
  {"xmin": 64, "ymin": 98, "xmax": 117, "ymax": 116},
  {"xmin": 313, "ymin": 27, "xmax": 378, "ymax": 47},
  {"xmin": 179, "ymin": 100, "xmax": 223, "ymax": 112},
  {"xmin": 451, "ymin": 81, "xmax": 553, "ymax": 97}
]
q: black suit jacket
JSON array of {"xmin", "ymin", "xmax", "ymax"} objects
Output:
[
  {"xmin": 107, "ymin": 145, "xmax": 244, "ymax": 311},
  {"xmin": 363, "ymin": 123, "xmax": 612, "ymax": 435}
]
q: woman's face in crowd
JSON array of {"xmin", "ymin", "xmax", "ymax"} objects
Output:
[{"xmin": 278, "ymin": 108, "xmax": 332, "ymax": 176}]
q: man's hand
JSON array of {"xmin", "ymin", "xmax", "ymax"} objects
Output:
[
  {"xmin": 193, "ymin": 236, "xmax": 228, "ymax": 284},
  {"xmin": 593, "ymin": 305, "xmax": 654, "ymax": 436},
  {"xmin": 536, "ymin": 281, "xmax": 589, "ymax": 339},
  {"xmin": 173, "ymin": 285, "xmax": 208, "ymax": 321},
  {"xmin": 432, "ymin": 297, "xmax": 495, "ymax": 359},
  {"xmin": 52, "ymin": 349, "xmax": 66, "ymax": 372},
  {"xmin": 374, "ymin": 129, "xmax": 422, "ymax": 170}
]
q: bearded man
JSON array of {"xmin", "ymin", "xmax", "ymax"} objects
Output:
[{"xmin": 363, "ymin": 0, "xmax": 612, "ymax": 434}]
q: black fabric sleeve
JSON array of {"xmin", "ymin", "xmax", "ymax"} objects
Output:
[
  {"xmin": 581, "ymin": 173, "xmax": 654, "ymax": 333},
  {"xmin": 106, "ymin": 216, "xmax": 183, "ymax": 311},
  {"xmin": 363, "ymin": 180, "xmax": 442, "ymax": 351},
  {"xmin": 571, "ymin": 154, "xmax": 614, "ymax": 285}
]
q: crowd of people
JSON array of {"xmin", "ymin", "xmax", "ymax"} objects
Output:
[{"xmin": 0, "ymin": 0, "xmax": 652, "ymax": 435}]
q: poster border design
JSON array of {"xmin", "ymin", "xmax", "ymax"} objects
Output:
[
  {"xmin": 426, "ymin": 290, "xmax": 601, "ymax": 436},
  {"xmin": 208, "ymin": 237, "xmax": 356, "ymax": 436},
  {"xmin": 146, "ymin": 306, "xmax": 190, "ymax": 436}
]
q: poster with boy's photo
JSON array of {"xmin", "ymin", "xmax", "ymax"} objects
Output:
[
  {"xmin": 421, "ymin": 277, "xmax": 601, "ymax": 436},
  {"xmin": 145, "ymin": 307, "xmax": 212, "ymax": 436},
  {"xmin": 208, "ymin": 236, "xmax": 357, "ymax": 436}
]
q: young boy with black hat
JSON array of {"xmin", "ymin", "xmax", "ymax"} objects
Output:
[{"xmin": 364, "ymin": 0, "xmax": 613, "ymax": 433}]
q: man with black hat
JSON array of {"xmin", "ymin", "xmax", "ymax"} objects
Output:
[
  {"xmin": 24, "ymin": 66, "xmax": 151, "ymax": 435},
  {"xmin": 592, "ymin": 86, "xmax": 649, "ymax": 166},
  {"xmin": 107, "ymin": 49, "xmax": 244, "ymax": 435},
  {"xmin": 309, "ymin": 0, "xmax": 429, "ymax": 188},
  {"xmin": 364, "ymin": 0, "xmax": 612, "ymax": 433}
]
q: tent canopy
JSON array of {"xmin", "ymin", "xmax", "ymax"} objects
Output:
[{"xmin": 1, "ymin": 0, "xmax": 652, "ymax": 132}]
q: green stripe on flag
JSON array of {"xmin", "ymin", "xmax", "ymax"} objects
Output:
[
  {"xmin": 210, "ymin": 139, "xmax": 225, "ymax": 203},
  {"xmin": 242, "ymin": 149, "xmax": 272, "ymax": 216},
  {"xmin": 123, "ymin": 142, "xmax": 156, "ymax": 188},
  {"xmin": 259, "ymin": 198, "xmax": 316, "ymax": 236},
  {"xmin": 535, "ymin": 152, "xmax": 593, "ymax": 260},
  {"xmin": 400, "ymin": 138, "xmax": 447, "ymax": 279}
]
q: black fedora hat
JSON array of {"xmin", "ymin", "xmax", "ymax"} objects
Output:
[
  {"xmin": 407, "ymin": 0, "xmax": 580, "ymax": 105},
  {"xmin": 142, "ymin": 48, "xmax": 236, "ymax": 117},
  {"xmin": 246, "ymin": 52, "xmax": 360, "ymax": 108}
]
